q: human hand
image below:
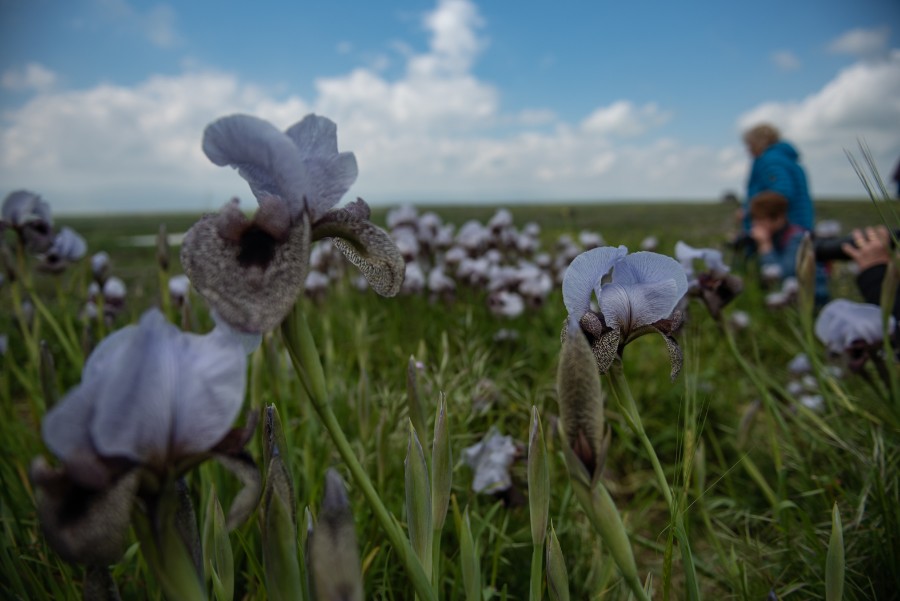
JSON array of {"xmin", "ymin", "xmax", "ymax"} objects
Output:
[
  {"xmin": 750, "ymin": 223, "xmax": 773, "ymax": 253},
  {"xmin": 842, "ymin": 226, "xmax": 892, "ymax": 271}
]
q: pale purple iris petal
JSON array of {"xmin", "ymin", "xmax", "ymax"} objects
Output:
[
  {"xmin": 43, "ymin": 323, "xmax": 138, "ymax": 463},
  {"xmin": 170, "ymin": 326, "xmax": 247, "ymax": 456},
  {"xmin": 562, "ymin": 245, "xmax": 628, "ymax": 317},
  {"xmin": 598, "ymin": 279, "xmax": 680, "ymax": 332},
  {"xmin": 674, "ymin": 241, "xmax": 728, "ymax": 279},
  {"xmin": 45, "ymin": 309, "xmax": 249, "ymax": 470},
  {"xmin": 90, "ymin": 310, "xmax": 179, "ymax": 466},
  {"xmin": 609, "ymin": 252, "xmax": 689, "ymax": 303},
  {"xmin": 285, "ymin": 115, "xmax": 358, "ymax": 221},
  {"xmin": 202, "ymin": 114, "xmax": 309, "ymax": 216},
  {"xmin": 2, "ymin": 190, "xmax": 52, "ymax": 227},
  {"xmin": 285, "ymin": 113, "xmax": 339, "ymax": 158},
  {"xmin": 49, "ymin": 227, "xmax": 87, "ymax": 261},
  {"xmin": 814, "ymin": 299, "xmax": 895, "ymax": 353}
]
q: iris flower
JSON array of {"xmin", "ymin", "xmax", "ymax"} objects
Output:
[
  {"xmin": 32, "ymin": 309, "xmax": 258, "ymax": 565},
  {"xmin": 814, "ymin": 299, "xmax": 895, "ymax": 372},
  {"xmin": 674, "ymin": 240, "xmax": 743, "ymax": 319},
  {"xmin": 562, "ymin": 246, "xmax": 688, "ymax": 379},
  {"xmin": 1, "ymin": 190, "xmax": 54, "ymax": 253},
  {"xmin": 39, "ymin": 226, "xmax": 87, "ymax": 272},
  {"xmin": 181, "ymin": 114, "xmax": 404, "ymax": 333}
]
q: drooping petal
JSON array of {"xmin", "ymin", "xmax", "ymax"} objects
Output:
[
  {"xmin": 202, "ymin": 114, "xmax": 308, "ymax": 216},
  {"xmin": 169, "ymin": 326, "xmax": 248, "ymax": 458},
  {"xmin": 285, "ymin": 115, "xmax": 358, "ymax": 221},
  {"xmin": 562, "ymin": 246, "xmax": 628, "ymax": 318},
  {"xmin": 89, "ymin": 310, "xmax": 179, "ymax": 467},
  {"xmin": 42, "ymin": 321, "xmax": 144, "ymax": 486},
  {"xmin": 314, "ymin": 202, "xmax": 404, "ymax": 297},
  {"xmin": 814, "ymin": 299, "xmax": 894, "ymax": 353},
  {"xmin": 181, "ymin": 203, "xmax": 312, "ymax": 333}
]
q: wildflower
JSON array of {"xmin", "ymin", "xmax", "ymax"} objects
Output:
[
  {"xmin": 1, "ymin": 190, "xmax": 54, "ymax": 253},
  {"xmin": 309, "ymin": 469, "xmax": 364, "ymax": 601},
  {"xmin": 729, "ymin": 310, "xmax": 751, "ymax": 330},
  {"xmin": 562, "ymin": 246, "xmax": 688, "ymax": 379},
  {"xmin": 181, "ymin": 113, "xmax": 404, "ymax": 333},
  {"xmin": 39, "ymin": 227, "xmax": 87, "ymax": 272},
  {"xmin": 675, "ymin": 241, "xmax": 743, "ymax": 320},
  {"xmin": 814, "ymin": 298, "xmax": 895, "ymax": 372},
  {"xmin": 90, "ymin": 251, "xmax": 110, "ymax": 284},
  {"xmin": 167, "ymin": 273, "xmax": 191, "ymax": 306},
  {"xmin": 462, "ymin": 427, "xmax": 518, "ymax": 494},
  {"xmin": 639, "ymin": 235, "xmax": 659, "ymax": 252},
  {"xmin": 31, "ymin": 309, "xmax": 258, "ymax": 565}
]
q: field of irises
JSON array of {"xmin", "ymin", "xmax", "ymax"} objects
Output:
[{"xmin": 2, "ymin": 115, "xmax": 899, "ymax": 601}]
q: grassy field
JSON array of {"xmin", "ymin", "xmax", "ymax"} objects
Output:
[{"xmin": 2, "ymin": 198, "xmax": 898, "ymax": 600}]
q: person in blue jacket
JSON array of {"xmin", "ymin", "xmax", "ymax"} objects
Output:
[
  {"xmin": 749, "ymin": 191, "xmax": 829, "ymax": 306},
  {"xmin": 741, "ymin": 123, "xmax": 814, "ymax": 233}
]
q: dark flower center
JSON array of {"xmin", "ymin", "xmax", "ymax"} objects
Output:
[{"xmin": 237, "ymin": 225, "xmax": 278, "ymax": 268}]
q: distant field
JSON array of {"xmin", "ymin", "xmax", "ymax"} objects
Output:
[{"xmin": 57, "ymin": 198, "xmax": 881, "ymax": 276}]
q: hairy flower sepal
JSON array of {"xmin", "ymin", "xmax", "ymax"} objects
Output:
[
  {"xmin": 182, "ymin": 114, "xmax": 405, "ymax": 333},
  {"xmin": 562, "ymin": 246, "xmax": 688, "ymax": 381}
]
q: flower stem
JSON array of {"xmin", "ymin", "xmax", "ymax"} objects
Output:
[
  {"xmin": 281, "ymin": 308, "xmax": 436, "ymax": 601},
  {"xmin": 605, "ymin": 362, "xmax": 700, "ymax": 601}
]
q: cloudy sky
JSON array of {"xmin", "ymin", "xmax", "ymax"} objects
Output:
[{"xmin": 1, "ymin": 0, "xmax": 899, "ymax": 214}]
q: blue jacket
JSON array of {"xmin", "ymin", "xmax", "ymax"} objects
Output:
[{"xmin": 744, "ymin": 141, "xmax": 814, "ymax": 232}]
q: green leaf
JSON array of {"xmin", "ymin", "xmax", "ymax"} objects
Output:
[
  {"xmin": 459, "ymin": 508, "xmax": 481, "ymax": 601},
  {"xmin": 826, "ymin": 503, "xmax": 844, "ymax": 601},
  {"xmin": 405, "ymin": 421, "xmax": 433, "ymax": 581}
]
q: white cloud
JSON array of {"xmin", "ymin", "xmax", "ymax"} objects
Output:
[
  {"xmin": 3, "ymin": 0, "xmax": 897, "ymax": 214},
  {"xmin": 828, "ymin": 26, "xmax": 890, "ymax": 58},
  {"xmin": 738, "ymin": 50, "xmax": 900, "ymax": 196},
  {"xmin": 1, "ymin": 63, "xmax": 58, "ymax": 92},
  {"xmin": 772, "ymin": 50, "xmax": 801, "ymax": 71},
  {"xmin": 581, "ymin": 101, "xmax": 671, "ymax": 138},
  {"xmin": 0, "ymin": 71, "xmax": 309, "ymax": 212}
]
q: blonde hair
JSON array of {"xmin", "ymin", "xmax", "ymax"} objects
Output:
[
  {"xmin": 749, "ymin": 191, "xmax": 788, "ymax": 220},
  {"xmin": 742, "ymin": 123, "xmax": 781, "ymax": 152}
]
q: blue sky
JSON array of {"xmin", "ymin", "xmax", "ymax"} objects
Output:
[{"xmin": 1, "ymin": 0, "xmax": 898, "ymax": 214}]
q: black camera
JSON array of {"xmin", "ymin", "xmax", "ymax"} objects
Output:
[{"xmin": 814, "ymin": 230, "xmax": 899, "ymax": 262}]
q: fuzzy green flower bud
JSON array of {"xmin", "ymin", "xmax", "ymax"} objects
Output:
[
  {"xmin": 557, "ymin": 318, "xmax": 607, "ymax": 480},
  {"xmin": 309, "ymin": 469, "xmax": 363, "ymax": 601}
]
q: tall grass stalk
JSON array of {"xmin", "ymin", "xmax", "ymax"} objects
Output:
[{"xmin": 280, "ymin": 303, "xmax": 436, "ymax": 601}]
